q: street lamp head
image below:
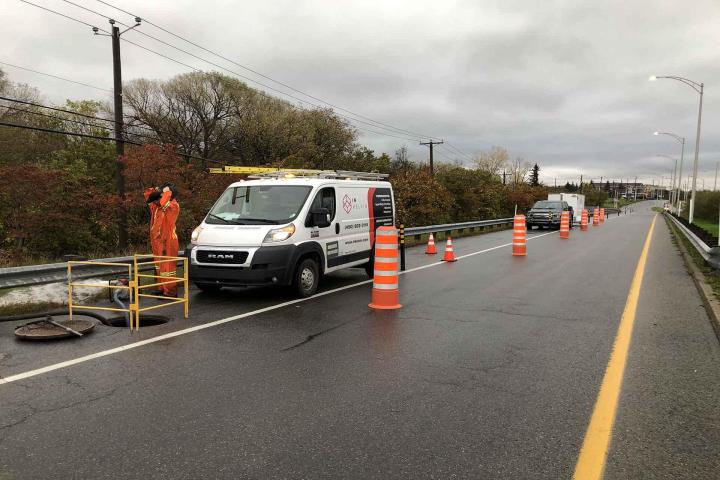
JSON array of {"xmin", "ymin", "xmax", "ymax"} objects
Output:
[
  {"xmin": 648, "ymin": 75, "xmax": 658, "ymax": 82},
  {"xmin": 654, "ymin": 131, "xmax": 659, "ymax": 135}
]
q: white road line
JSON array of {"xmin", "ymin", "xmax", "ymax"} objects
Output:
[{"xmin": 0, "ymin": 229, "xmax": 557, "ymax": 386}]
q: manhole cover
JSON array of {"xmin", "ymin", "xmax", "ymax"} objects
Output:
[
  {"xmin": 15, "ymin": 319, "xmax": 96, "ymax": 341},
  {"xmin": 105, "ymin": 315, "xmax": 169, "ymax": 328}
]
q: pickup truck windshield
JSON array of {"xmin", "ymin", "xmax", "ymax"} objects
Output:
[
  {"xmin": 533, "ymin": 201, "xmax": 564, "ymax": 209},
  {"xmin": 206, "ymin": 185, "xmax": 312, "ymax": 225}
]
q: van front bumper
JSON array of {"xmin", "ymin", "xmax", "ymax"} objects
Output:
[{"xmin": 187, "ymin": 245, "xmax": 296, "ymax": 287}]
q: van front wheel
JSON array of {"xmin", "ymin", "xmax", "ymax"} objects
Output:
[{"xmin": 293, "ymin": 258, "xmax": 319, "ymax": 298}]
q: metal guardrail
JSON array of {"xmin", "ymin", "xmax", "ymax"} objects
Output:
[
  {"xmin": 404, "ymin": 218, "xmax": 514, "ymax": 236},
  {"xmin": 0, "ymin": 253, "xmax": 184, "ymax": 290},
  {"xmin": 665, "ymin": 213, "xmax": 713, "ymax": 262},
  {"xmin": 1, "ymin": 218, "xmax": 516, "ymax": 290}
]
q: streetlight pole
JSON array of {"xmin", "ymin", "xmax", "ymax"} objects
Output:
[
  {"xmin": 657, "ymin": 155, "xmax": 678, "ymax": 208},
  {"xmin": 649, "ymin": 75, "xmax": 704, "ymax": 223},
  {"xmin": 715, "ymin": 161, "xmax": 718, "ymax": 191},
  {"xmin": 654, "ymin": 131, "xmax": 685, "ymax": 214}
]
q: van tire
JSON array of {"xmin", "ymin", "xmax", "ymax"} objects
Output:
[{"xmin": 292, "ymin": 258, "xmax": 319, "ymax": 298}]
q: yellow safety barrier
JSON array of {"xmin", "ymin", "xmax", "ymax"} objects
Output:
[
  {"xmin": 68, "ymin": 261, "xmax": 134, "ymax": 326},
  {"xmin": 132, "ymin": 254, "xmax": 189, "ymax": 331},
  {"xmin": 67, "ymin": 255, "xmax": 190, "ymax": 332}
]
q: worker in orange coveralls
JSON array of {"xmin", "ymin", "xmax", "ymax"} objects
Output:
[{"xmin": 144, "ymin": 183, "xmax": 180, "ymax": 297}]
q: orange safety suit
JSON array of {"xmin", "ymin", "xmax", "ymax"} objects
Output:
[{"xmin": 144, "ymin": 188, "xmax": 181, "ymax": 296}]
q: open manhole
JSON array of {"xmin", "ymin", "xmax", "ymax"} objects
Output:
[
  {"xmin": 105, "ymin": 315, "xmax": 169, "ymax": 328},
  {"xmin": 15, "ymin": 318, "xmax": 96, "ymax": 341}
]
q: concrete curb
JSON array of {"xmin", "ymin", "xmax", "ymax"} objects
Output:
[{"xmin": 666, "ymin": 217, "xmax": 720, "ymax": 342}]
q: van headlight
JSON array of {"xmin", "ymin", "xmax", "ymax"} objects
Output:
[
  {"xmin": 190, "ymin": 226, "xmax": 203, "ymax": 244},
  {"xmin": 263, "ymin": 224, "xmax": 295, "ymax": 243}
]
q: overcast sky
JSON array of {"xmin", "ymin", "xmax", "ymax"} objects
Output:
[{"xmin": 2, "ymin": 0, "xmax": 720, "ymax": 187}]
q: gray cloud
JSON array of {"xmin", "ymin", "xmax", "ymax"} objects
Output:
[{"xmin": 1, "ymin": 0, "xmax": 720, "ymax": 186}]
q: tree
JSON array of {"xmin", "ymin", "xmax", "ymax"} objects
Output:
[
  {"xmin": 474, "ymin": 146, "xmax": 509, "ymax": 179},
  {"xmin": 510, "ymin": 157, "xmax": 531, "ymax": 185},
  {"xmin": 392, "ymin": 145, "xmax": 412, "ymax": 170},
  {"xmin": 529, "ymin": 163, "xmax": 540, "ymax": 186}
]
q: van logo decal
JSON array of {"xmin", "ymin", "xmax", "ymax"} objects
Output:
[
  {"xmin": 342, "ymin": 194, "xmax": 353, "ymax": 213},
  {"xmin": 208, "ymin": 253, "xmax": 234, "ymax": 259}
]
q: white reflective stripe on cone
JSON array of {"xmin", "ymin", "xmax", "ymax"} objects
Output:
[
  {"xmin": 375, "ymin": 244, "xmax": 399, "ymax": 250},
  {"xmin": 512, "ymin": 243, "xmax": 526, "ymax": 246},
  {"xmin": 374, "ymin": 257, "xmax": 397, "ymax": 264},
  {"xmin": 373, "ymin": 270, "xmax": 398, "ymax": 277},
  {"xmin": 376, "ymin": 230, "xmax": 398, "ymax": 236},
  {"xmin": 373, "ymin": 283, "xmax": 398, "ymax": 290}
]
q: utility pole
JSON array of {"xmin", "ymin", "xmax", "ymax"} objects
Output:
[
  {"xmin": 634, "ymin": 176, "xmax": 638, "ymax": 201},
  {"xmin": 715, "ymin": 161, "xmax": 718, "ymax": 191},
  {"xmin": 94, "ymin": 17, "xmax": 141, "ymax": 249},
  {"xmin": 419, "ymin": 140, "xmax": 443, "ymax": 175}
]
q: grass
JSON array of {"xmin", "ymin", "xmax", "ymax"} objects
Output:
[
  {"xmin": 601, "ymin": 198, "xmax": 639, "ymax": 208},
  {"xmin": 0, "ymin": 300, "xmax": 68, "ymax": 317},
  {"xmin": 692, "ymin": 218, "xmax": 719, "ymax": 238},
  {"xmin": 665, "ymin": 215, "xmax": 720, "ymax": 300}
]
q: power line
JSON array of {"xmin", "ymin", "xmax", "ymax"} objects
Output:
[
  {"xmin": 67, "ymin": 0, "xmax": 432, "ymax": 141},
  {"xmin": 19, "ymin": 0, "xmax": 108, "ymax": 32},
  {"xmin": 21, "ymin": 0, "xmax": 436, "ymax": 145},
  {"xmin": 0, "ymin": 119, "xmax": 141, "ymax": 144},
  {"xmin": 0, "ymin": 119, "xmax": 222, "ymax": 164},
  {"xmin": 119, "ymin": 27, "xmax": 428, "ymax": 140},
  {"xmin": 118, "ymin": 36, "xmax": 427, "ymax": 144},
  {"xmin": 0, "ymin": 94, "xmax": 161, "ymax": 135},
  {"xmin": 0, "ymin": 60, "xmax": 112, "ymax": 92},
  {"xmin": 443, "ymin": 142, "xmax": 474, "ymax": 161},
  {"xmin": 94, "ymin": 0, "xmax": 440, "ymax": 141},
  {"xmin": 0, "ymin": 94, "xmax": 113, "ymax": 122},
  {"xmin": 0, "ymin": 104, "xmax": 159, "ymax": 143}
]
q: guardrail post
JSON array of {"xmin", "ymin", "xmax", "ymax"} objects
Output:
[{"xmin": 399, "ymin": 224, "xmax": 406, "ymax": 272}]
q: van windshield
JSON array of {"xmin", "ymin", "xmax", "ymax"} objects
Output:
[
  {"xmin": 533, "ymin": 201, "xmax": 563, "ymax": 209},
  {"xmin": 205, "ymin": 185, "xmax": 312, "ymax": 225}
]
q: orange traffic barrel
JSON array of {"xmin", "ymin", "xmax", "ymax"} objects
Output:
[
  {"xmin": 560, "ymin": 211, "xmax": 570, "ymax": 239},
  {"xmin": 512, "ymin": 214, "xmax": 526, "ymax": 256},
  {"xmin": 369, "ymin": 226, "xmax": 401, "ymax": 310},
  {"xmin": 425, "ymin": 232, "xmax": 437, "ymax": 255},
  {"xmin": 600, "ymin": 208, "xmax": 605, "ymax": 223},
  {"xmin": 593, "ymin": 208, "xmax": 600, "ymax": 226},
  {"xmin": 580, "ymin": 209, "xmax": 588, "ymax": 231},
  {"xmin": 442, "ymin": 236, "xmax": 457, "ymax": 262}
]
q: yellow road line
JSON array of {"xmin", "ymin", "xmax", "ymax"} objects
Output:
[{"xmin": 573, "ymin": 214, "xmax": 657, "ymax": 479}]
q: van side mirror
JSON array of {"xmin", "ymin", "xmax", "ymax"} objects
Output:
[{"xmin": 310, "ymin": 208, "xmax": 331, "ymax": 228}]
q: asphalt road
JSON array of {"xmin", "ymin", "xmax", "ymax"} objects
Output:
[{"xmin": 1, "ymin": 202, "xmax": 719, "ymax": 479}]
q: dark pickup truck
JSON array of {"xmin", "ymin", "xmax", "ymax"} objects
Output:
[{"xmin": 526, "ymin": 200, "xmax": 574, "ymax": 230}]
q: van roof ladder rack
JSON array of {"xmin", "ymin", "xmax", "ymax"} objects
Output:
[{"xmin": 209, "ymin": 166, "xmax": 388, "ymax": 181}]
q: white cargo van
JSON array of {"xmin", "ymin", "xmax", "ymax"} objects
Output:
[
  {"xmin": 187, "ymin": 170, "xmax": 395, "ymax": 297},
  {"xmin": 548, "ymin": 193, "xmax": 585, "ymax": 222}
]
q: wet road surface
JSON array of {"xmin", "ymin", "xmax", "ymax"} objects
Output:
[{"xmin": 1, "ymin": 203, "xmax": 719, "ymax": 479}]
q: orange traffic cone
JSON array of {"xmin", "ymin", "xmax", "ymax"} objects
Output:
[
  {"xmin": 425, "ymin": 233, "xmax": 437, "ymax": 255},
  {"xmin": 560, "ymin": 211, "xmax": 570, "ymax": 239},
  {"xmin": 442, "ymin": 236, "xmax": 457, "ymax": 262},
  {"xmin": 593, "ymin": 208, "xmax": 600, "ymax": 226},
  {"xmin": 600, "ymin": 208, "xmax": 605, "ymax": 223},
  {"xmin": 369, "ymin": 226, "xmax": 401, "ymax": 310},
  {"xmin": 580, "ymin": 209, "xmax": 588, "ymax": 231},
  {"xmin": 512, "ymin": 214, "xmax": 526, "ymax": 256}
]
